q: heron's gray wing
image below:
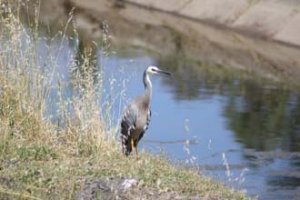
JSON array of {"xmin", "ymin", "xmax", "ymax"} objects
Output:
[
  {"xmin": 120, "ymin": 103, "xmax": 138, "ymax": 155},
  {"xmin": 136, "ymin": 108, "xmax": 151, "ymax": 145}
]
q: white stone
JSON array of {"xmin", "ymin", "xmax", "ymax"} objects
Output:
[{"xmin": 121, "ymin": 179, "xmax": 138, "ymax": 190}]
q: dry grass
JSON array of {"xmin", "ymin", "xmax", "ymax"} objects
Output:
[
  {"xmin": 0, "ymin": 2, "xmax": 248, "ymax": 199},
  {"xmin": 0, "ymin": 76, "xmax": 247, "ymax": 199}
]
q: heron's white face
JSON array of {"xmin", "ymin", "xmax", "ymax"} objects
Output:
[
  {"xmin": 146, "ymin": 66, "xmax": 171, "ymax": 76},
  {"xmin": 146, "ymin": 66, "xmax": 160, "ymax": 75}
]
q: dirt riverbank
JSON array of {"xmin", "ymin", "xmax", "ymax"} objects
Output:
[{"xmin": 12, "ymin": 0, "xmax": 300, "ymax": 85}]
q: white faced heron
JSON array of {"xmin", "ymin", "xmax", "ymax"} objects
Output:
[{"xmin": 120, "ymin": 66, "xmax": 171, "ymax": 160}]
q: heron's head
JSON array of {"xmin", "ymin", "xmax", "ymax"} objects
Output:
[{"xmin": 146, "ymin": 66, "xmax": 171, "ymax": 76}]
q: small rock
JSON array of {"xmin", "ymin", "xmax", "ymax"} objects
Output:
[{"xmin": 121, "ymin": 179, "xmax": 138, "ymax": 190}]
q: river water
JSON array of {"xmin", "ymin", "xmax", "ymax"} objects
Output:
[{"xmin": 8, "ymin": 31, "xmax": 300, "ymax": 199}]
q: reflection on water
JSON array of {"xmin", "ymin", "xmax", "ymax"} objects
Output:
[
  {"xmin": 225, "ymin": 86, "xmax": 300, "ymax": 152},
  {"xmin": 157, "ymin": 54, "xmax": 235, "ymax": 100},
  {"xmin": 158, "ymin": 54, "xmax": 300, "ymax": 153}
]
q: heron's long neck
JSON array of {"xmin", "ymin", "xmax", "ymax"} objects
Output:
[{"xmin": 143, "ymin": 71, "xmax": 152, "ymax": 107}]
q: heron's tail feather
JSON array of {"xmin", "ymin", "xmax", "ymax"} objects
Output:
[
  {"xmin": 120, "ymin": 122, "xmax": 133, "ymax": 156},
  {"xmin": 120, "ymin": 134, "xmax": 130, "ymax": 156}
]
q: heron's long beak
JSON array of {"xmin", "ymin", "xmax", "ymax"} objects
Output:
[{"xmin": 157, "ymin": 69, "xmax": 171, "ymax": 76}]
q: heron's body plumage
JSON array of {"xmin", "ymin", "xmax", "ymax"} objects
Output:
[{"xmin": 121, "ymin": 89, "xmax": 151, "ymax": 155}]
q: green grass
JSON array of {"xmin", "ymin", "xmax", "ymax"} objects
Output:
[{"xmin": 0, "ymin": 2, "xmax": 248, "ymax": 199}]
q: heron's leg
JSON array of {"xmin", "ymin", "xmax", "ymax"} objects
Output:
[
  {"xmin": 130, "ymin": 138, "xmax": 134, "ymax": 155},
  {"xmin": 135, "ymin": 143, "xmax": 139, "ymax": 160}
]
